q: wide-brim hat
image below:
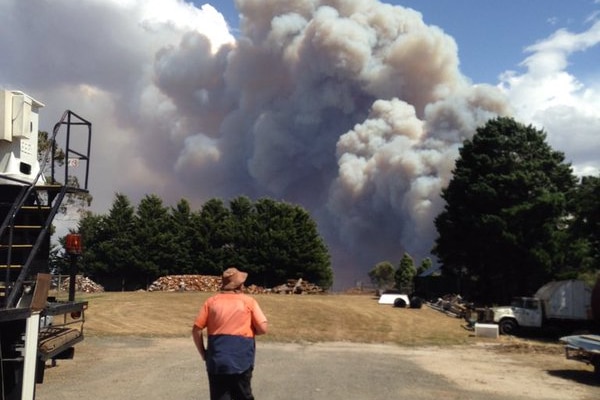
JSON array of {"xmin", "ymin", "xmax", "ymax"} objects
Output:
[{"xmin": 221, "ymin": 267, "xmax": 248, "ymax": 290}]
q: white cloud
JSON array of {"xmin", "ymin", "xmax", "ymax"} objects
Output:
[
  {"xmin": 499, "ymin": 20, "xmax": 600, "ymax": 176},
  {"xmin": 0, "ymin": 0, "xmax": 235, "ymax": 210}
]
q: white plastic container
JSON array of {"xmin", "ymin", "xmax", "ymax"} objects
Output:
[{"xmin": 474, "ymin": 323, "xmax": 499, "ymax": 338}]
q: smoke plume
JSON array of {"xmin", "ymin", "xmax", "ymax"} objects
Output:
[
  {"xmin": 0, "ymin": 0, "xmax": 512, "ymax": 287},
  {"xmin": 159, "ymin": 0, "xmax": 510, "ymax": 285}
]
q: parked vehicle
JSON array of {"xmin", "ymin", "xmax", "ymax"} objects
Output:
[
  {"xmin": 560, "ymin": 334, "xmax": 600, "ymax": 378},
  {"xmin": 478, "ymin": 280, "xmax": 596, "ymax": 335},
  {"xmin": 559, "ymin": 277, "xmax": 600, "ymax": 377}
]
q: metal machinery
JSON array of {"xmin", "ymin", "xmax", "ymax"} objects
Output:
[{"xmin": 0, "ymin": 90, "xmax": 92, "ymax": 399}]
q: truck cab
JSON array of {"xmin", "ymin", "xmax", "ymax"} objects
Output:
[{"xmin": 493, "ymin": 297, "xmax": 543, "ymax": 334}]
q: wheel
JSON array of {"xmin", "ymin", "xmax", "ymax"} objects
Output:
[
  {"xmin": 409, "ymin": 297, "xmax": 423, "ymax": 309},
  {"xmin": 393, "ymin": 298, "xmax": 407, "ymax": 308},
  {"xmin": 499, "ymin": 319, "xmax": 518, "ymax": 335}
]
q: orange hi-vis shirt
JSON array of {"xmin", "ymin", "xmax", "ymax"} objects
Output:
[
  {"xmin": 194, "ymin": 292, "xmax": 267, "ymax": 374},
  {"xmin": 194, "ymin": 292, "xmax": 267, "ymax": 337}
]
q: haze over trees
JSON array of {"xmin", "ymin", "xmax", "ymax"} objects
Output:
[
  {"xmin": 368, "ymin": 261, "xmax": 395, "ymax": 291},
  {"xmin": 433, "ymin": 117, "xmax": 598, "ymax": 303},
  {"xmin": 49, "ymin": 116, "xmax": 598, "ymax": 299},
  {"xmin": 394, "ymin": 253, "xmax": 416, "ymax": 292},
  {"xmin": 58, "ymin": 195, "xmax": 333, "ymax": 291}
]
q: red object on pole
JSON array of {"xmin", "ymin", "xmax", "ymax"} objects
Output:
[{"xmin": 65, "ymin": 234, "xmax": 83, "ymax": 255}]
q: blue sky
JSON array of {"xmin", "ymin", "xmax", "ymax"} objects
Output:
[{"xmin": 397, "ymin": 1, "xmax": 600, "ymax": 84}]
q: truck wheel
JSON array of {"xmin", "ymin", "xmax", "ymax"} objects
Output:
[
  {"xmin": 499, "ymin": 319, "xmax": 518, "ymax": 335},
  {"xmin": 393, "ymin": 298, "xmax": 407, "ymax": 308}
]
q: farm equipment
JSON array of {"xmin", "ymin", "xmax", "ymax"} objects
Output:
[
  {"xmin": 428, "ymin": 294, "xmax": 471, "ymax": 318},
  {"xmin": 0, "ymin": 90, "xmax": 92, "ymax": 399}
]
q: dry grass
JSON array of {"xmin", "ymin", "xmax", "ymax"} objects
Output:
[{"xmin": 73, "ymin": 291, "xmax": 474, "ymax": 346}]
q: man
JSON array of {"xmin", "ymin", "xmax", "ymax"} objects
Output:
[{"xmin": 192, "ymin": 267, "xmax": 268, "ymax": 400}]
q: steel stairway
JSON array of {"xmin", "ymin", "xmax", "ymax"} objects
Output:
[{"xmin": 0, "ymin": 110, "xmax": 91, "ymax": 309}]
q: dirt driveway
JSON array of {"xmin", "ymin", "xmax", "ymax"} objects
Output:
[{"xmin": 36, "ymin": 337, "xmax": 599, "ymax": 400}]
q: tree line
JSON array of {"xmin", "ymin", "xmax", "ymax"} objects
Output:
[
  {"xmin": 368, "ymin": 253, "xmax": 431, "ymax": 293},
  {"xmin": 53, "ymin": 195, "xmax": 333, "ymax": 291},
  {"xmin": 370, "ymin": 117, "xmax": 599, "ymax": 304},
  {"xmin": 49, "ymin": 117, "xmax": 598, "ymax": 301}
]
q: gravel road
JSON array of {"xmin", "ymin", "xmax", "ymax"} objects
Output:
[{"xmin": 35, "ymin": 336, "xmax": 599, "ymax": 400}]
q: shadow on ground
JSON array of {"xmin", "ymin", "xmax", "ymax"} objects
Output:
[{"xmin": 547, "ymin": 369, "xmax": 600, "ymax": 386}]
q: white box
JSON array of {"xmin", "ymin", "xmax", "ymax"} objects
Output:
[
  {"xmin": 11, "ymin": 93, "xmax": 33, "ymax": 138},
  {"xmin": 0, "ymin": 90, "xmax": 12, "ymax": 142},
  {"xmin": 0, "ymin": 90, "xmax": 44, "ymax": 142},
  {"xmin": 474, "ymin": 323, "xmax": 499, "ymax": 338}
]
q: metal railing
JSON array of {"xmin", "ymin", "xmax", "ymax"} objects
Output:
[{"xmin": 0, "ymin": 110, "xmax": 92, "ymax": 308}]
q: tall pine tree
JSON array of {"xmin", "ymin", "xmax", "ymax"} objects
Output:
[{"xmin": 433, "ymin": 117, "xmax": 577, "ymax": 303}]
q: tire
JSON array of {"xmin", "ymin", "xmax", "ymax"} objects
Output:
[
  {"xmin": 409, "ymin": 297, "xmax": 423, "ymax": 309},
  {"xmin": 393, "ymin": 298, "xmax": 407, "ymax": 308},
  {"xmin": 499, "ymin": 319, "xmax": 518, "ymax": 335}
]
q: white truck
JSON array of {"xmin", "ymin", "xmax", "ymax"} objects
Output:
[{"xmin": 488, "ymin": 280, "xmax": 594, "ymax": 335}]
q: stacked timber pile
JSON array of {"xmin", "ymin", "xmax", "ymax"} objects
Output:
[
  {"xmin": 147, "ymin": 275, "xmax": 269, "ymax": 293},
  {"xmin": 148, "ymin": 275, "xmax": 221, "ymax": 292},
  {"xmin": 147, "ymin": 275, "xmax": 324, "ymax": 294},
  {"xmin": 60, "ymin": 275, "xmax": 104, "ymax": 293}
]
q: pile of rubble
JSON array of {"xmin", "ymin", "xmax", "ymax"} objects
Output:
[
  {"xmin": 245, "ymin": 284, "xmax": 268, "ymax": 295},
  {"xmin": 59, "ymin": 275, "xmax": 104, "ymax": 293},
  {"xmin": 147, "ymin": 275, "xmax": 324, "ymax": 294},
  {"xmin": 270, "ymin": 278, "xmax": 324, "ymax": 295}
]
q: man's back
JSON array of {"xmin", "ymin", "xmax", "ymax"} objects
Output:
[
  {"xmin": 192, "ymin": 267, "xmax": 268, "ymax": 400},
  {"xmin": 202, "ymin": 293, "xmax": 262, "ymax": 337}
]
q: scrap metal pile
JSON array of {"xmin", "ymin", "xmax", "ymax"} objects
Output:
[{"xmin": 427, "ymin": 294, "xmax": 472, "ymax": 318}]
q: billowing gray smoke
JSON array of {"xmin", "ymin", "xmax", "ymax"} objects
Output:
[
  {"xmin": 155, "ymin": 0, "xmax": 510, "ymax": 286},
  {"xmin": 0, "ymin": 0, "xmax": 511, "ymax": 287}
]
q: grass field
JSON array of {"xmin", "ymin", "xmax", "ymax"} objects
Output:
[
  {"xmin": 72, "ymin": 291, "xmax": 474, "ymax": 346},
  {"xmin": 40, "ymin": 292, "xmax": 594, "ymax": 400}
]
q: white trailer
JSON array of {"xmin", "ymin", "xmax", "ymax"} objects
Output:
[{"xmin": 378, "ymin": 293, "xmax": 410, "ymax": 307}]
